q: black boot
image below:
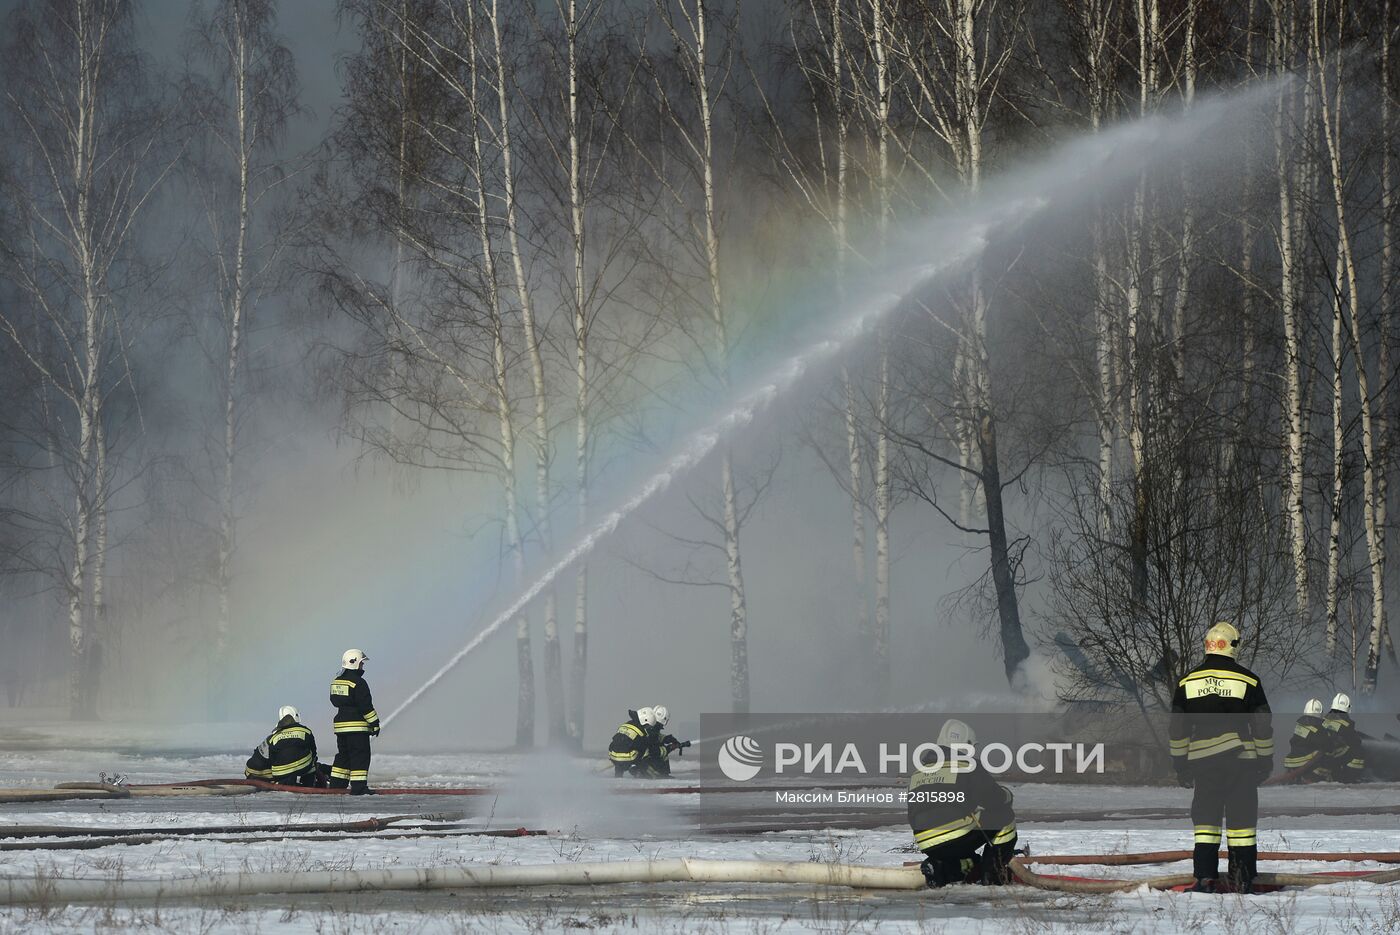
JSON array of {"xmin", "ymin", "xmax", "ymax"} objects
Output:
[
  {"xmin": 919, "ymin": 857, "xmax": 967, "ymax": 889},
  {"xmin": 1190, "ymin": 878, "xmax": 1217, "ymax": 893},
  {"xmin": 350, "ymin": 781, "xmax": 374, "ymax": 795}
]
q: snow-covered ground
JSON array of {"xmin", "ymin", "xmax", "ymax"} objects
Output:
[{"xmin": 2, "ymin": 724, "xmax": 1399, "ymax": 933}]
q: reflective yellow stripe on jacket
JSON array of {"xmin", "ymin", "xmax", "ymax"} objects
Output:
[
  {"xmin": 912, "ymin": 814, "xmax": 977, "ymax": 850},
  {"xmin": 268, "ymin": 753, "xmax": 314, "ymax": 777},
  {"xmin": 1186, "ymin": 731, "xmax": 1247, "ymax": 760},
  {"xmin": 334, "ymin": 721, "xmax": 372, "ymax": 733}
]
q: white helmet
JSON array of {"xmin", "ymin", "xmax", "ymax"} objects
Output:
[
  {"xmin": 342, "ymin": 648, "xmax": 368, "ymax": 669},
  {"xmin": 937, "ymin": 718, "xmax": 976, "ymax": 747},
  {"xmin": 278, "ymin": 705, "xmax": 300, "ymax": 722},
  {"xmin": 1304, "ymin": 698, "xmax": 1323, "ymax": 716},
  {"xmin": 651, "ymin": 705, "xmax": 670, "ymax": 728},
  {"xmin": 1204, "ymin": 622, "xmax": 1240, "ymax": 658},
  {"xmin": 637, "ymin": 706, "xmax": 655, "ymax": 727},
  {"xmin": 1331, "ymin": 692, "xmax": 1351, "ymax": 714}
]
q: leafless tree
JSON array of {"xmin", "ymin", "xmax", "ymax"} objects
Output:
[
  {"xmin": 0, "ymin": 0, "xmax": 174, "ymax": 718},
  {"xmin": 184, "ymin": 0, "xmax": 302, "ymax": 712}
]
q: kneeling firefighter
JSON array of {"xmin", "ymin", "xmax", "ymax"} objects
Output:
[
  {"xmin": 1282, "ymin": 698, "xmax": 1326, "ymax": 779},
  {"xmin": 244, "ymin": 706, "xmax": 321, "ymax": 785},
  {"xmin": 329, "ymin": 649, "xmax": 379, "ymax": 794},
  {"xmin": 608, "ymin": 707, "xmax": 652, "ymax": 777},
  {"xmin": 636, "ymin": 704, "xmax": 690, "ymax": 778},
  {"xmin": 907, "ymin": 718, "xmax": 1018, "ymax": 888},
  {"xmin": 1317, "ymin": 693, "xmax": 1366, "ymax": 782},
  {"xmin": 1169, "ymin": 621, "xmax": 1273, "ymax": 893}
]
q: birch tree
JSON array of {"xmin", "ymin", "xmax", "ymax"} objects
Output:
[
  {"xmin": 0, "ymin": 0, "xmax": 170, "ymax": 718},
  {"xmin": 479, "ymin": 0, "xmax": 565, "ymax": 743},
  {"xmin": 324, "ymin": 0, "xmax": 538, "ymax": 743},
  {"xmin": 186, "ymin": 0, "xmax": 300, "ymax": 708},
  {"xmin": 1310, "ymin": 0, "xmax": 1386, "ymax": 690},
  {"xmin": 1273, "ymin": 0, "xmax": 1311, "ymax": 636},
  {"xmin": 633, "ymin": 0, "xmax": 755, "ymax": 712},
  {"xmin": 881, "ymin": 0, "xmax": 1033, "ymax": 683}
]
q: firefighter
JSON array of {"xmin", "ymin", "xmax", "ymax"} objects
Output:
[
  {"xmin": 608, "ymin": 707, "xmax": 653, "ymax": 777},
  {"xmin": 1316, "ymin": 693, "xmax": 1366, "ymax": 783},
  {"xmin": 1282, "ymin": 698, "xmax": 1326, "ymax": 779},
  {"xmin": 329, "ymin": 649, "xmax": 379, "ymax": 794},
  {"xmin": 244, "ymin": 706, "xmax": 320, "ymax": 786},
  {"xmin": 636, "ymin": 704, "xmax": 688, "ymax": 778},
  {"xmin": 1169, "ymin": 621, "xmax": 1273, "ymax": 894},
  {"xmin": 907, "ymin": 719, "xmax": 1018, "ymax": 888}
]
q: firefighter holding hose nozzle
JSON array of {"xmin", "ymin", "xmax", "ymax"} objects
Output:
[
  {"xmin": 329, "ymin": 649, "xmax": 379, "ymax": 794},
  {"xmin": 907, "ymin": 718, "xmax": 1018, "ymax": 888},
  {"xmin": 639, "ymin": 704, "xmax": 689, "ymax": 778},
  {"xmin": 1169, "ymin": 621, "xmax": 1273, "ymax": 894},
  {"xmin": 1314, "ymin": 693, "xmax": 1366, "ymax": 783},
  {"xmin": 608, "ymin": 705, "xmax": 690, "ymax": 777}
]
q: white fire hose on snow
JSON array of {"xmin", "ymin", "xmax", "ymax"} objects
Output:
[{"xmin": 0, "ymin": 858, "xmax": 924, "ymax": 904}]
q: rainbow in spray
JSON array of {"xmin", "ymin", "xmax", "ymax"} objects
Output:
[{"xmin": 383, "ymin": 79, "xmax": 1284, "ymax": 727}]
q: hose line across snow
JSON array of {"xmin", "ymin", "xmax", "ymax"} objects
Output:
[{"xmin": 0, "ymin": 859, "xmax": 925, "ymax": 905}]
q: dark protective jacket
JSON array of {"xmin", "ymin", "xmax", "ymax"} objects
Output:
[
  {"xmin": 245, "ymin": 715, "xmax": 318, "ymax": 780},
  {"xmin": 907, "ymin": 746, "xmax": 1016, "ymax": 853},
  {"xmin": 1169, "ymin": 654, "xmax": 1273, "ymax": 775},
  {"xmin": 608, "ymin": 712, "xmax": 647, "ymax": 768},
  {"xmin": 1318, "ymin": 710, "xmax": 1365, "ymax": 780},
  {"xmin": 1283, "ymin": 714, "xmax": 1326, "ymax": 771},
  {"xmin": 634, "ymin": 726, "xmax": 674, "ymax": 777},
  {"xmin": 330, "ymin": 668, "xmax": 379, "ymax": 735}
]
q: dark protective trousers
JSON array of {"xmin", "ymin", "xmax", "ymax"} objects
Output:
[
  {"xmin": 919, "ymin": 826, "xmax": 1019, "ymax": 887},
  {"xmin": 329, "ymin": 733, "xmax": 372, "ymax": 793},
  {"xmin": 1190, "ymin": 759, "xmax": 1258, "ymax": 883}
]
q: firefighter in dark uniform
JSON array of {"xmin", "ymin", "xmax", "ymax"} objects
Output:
[
  {"xmin": 329, "ymin": 648, "xmax": 379, "ymax": 794},
  {"xmin": 244, "ymin": 705, "xmax": 320, "ymax": 785},
  {"xmin": 1282, "ymin": 698, "xmax": 1326, "ymax": 779},
  {"xmin": 907, "ymin": 719, "xmax": 1018, "ymax": 888},
  {"xmin": 1316, "ymin": 693, "xmax": 1366, "ymax": 782},
  {"xmin": 636, "ymin": 704, "xmax": 688, "ymax": 778},
  {"xmin": 608, "ymin": 707, "xmax": 652, "ymax": 777},
  {"xmin": 1169, "ymin": 622, "xmax": 1273, "ymax": 893}
]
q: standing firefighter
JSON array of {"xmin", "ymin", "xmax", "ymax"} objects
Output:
[
  {"xmin": 1169, "ymin": 622, "xmax": 1273, "ymax": 893},
  {"xmin": 907, "ymin": 719, "xmax": 1018, "ymax": 888},
  {"xmin": 1282, "ymin": 698, "xmax": 1326, "ymax": 779},
  {"xmin": 608, "ymin": 707, "xmax": 652, "ymax": 777},
  {"xmin": 329, "ymin": 649, "xmax": 379, "ymax": 794},
  {"xmin": 244, "ymin": 706, "xmax": 320, "ymax": 786}
]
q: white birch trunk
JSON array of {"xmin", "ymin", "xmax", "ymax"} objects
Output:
[
  {"xmin": 1079, "ymin": 0, "xmax": 1114, "ymax": 537},
  {"xmin": 1170, "ymin": 1, "xmax": 1197, "ymax": 388},
  {"xmin": 871, "ymin": 0, "xmax": 892, "ymax": 698},
  {"xmin": 1313, "ymin": 0, "xmax": 1386, "ymax": 688},
  {"xmin": 466, "ymin": 4, "xmax": 532, "ymax": 743},
  {"xmin": 566, "ymin": 0, "xmax": 590, "ymax": 748},
  {"xmin": 1275, "ymin": 8, "xmax": 1309, "ymax": 631},
  {"xmin": 486, "ymin": 0, "xmax": 563, "ymax": 742},
  {"xmin": 1380, "ymin": 0, "xmax": 1394, "ymax": 662},
  {"xmin": 67, "ymin": 4, "xmax": 103, "ymax": 720},
  {"xmin": 1325, "ymin": 247, "xmax": 1344, "ymax": 658},
  {"xmin": 216, "ymin": 15, "xmax": 251, "ymax": 683},
  {"xmin": 696, "ymin": 1, "xmax": 749, "ymax": 713},
  {"xmin": 831, "ymin": 0, "xmax": 869, "ymax": 668}
]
